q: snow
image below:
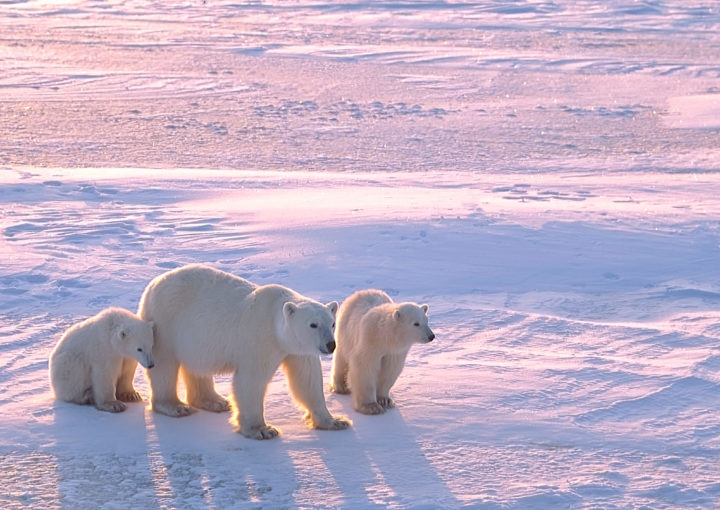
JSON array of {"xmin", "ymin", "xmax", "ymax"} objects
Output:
[{"xmin": 2, "ymin": 1, "xmax": 720, "ymax": 508}]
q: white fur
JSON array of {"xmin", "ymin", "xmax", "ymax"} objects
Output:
[
  {"xmin": 49, "ymin": 307, "xmax": 155, "ymax": 413},
  {"xmin": 331, "ymin": 289, "xmax": 434, "ymax": 415},
  {"xmin": 137, "ymin": 263, "xmax": 349, "ymax": 439}
]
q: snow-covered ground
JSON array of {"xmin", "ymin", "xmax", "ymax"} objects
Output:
[{"xmin": 2, "ymin": 1, "xmax": 720, "ymax": 508}]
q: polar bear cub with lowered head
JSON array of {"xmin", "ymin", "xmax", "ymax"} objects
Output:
[
  {"xmin": 331, "ymin": 289, "xmax": 435, "ymax": 415},
  {"xmin": 137, "ymin": 263, "xmax": 350, "ymax": 439},
  {"xmin": 49, "ymin": 307, "xmax": 155, "ymax": 412}
]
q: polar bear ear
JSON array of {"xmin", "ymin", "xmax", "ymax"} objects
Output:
[
  {"xmin": 393, "ymin": 309, "xmax": 401, "ymax": 321},
  {"xmin": 421, "ymin": 304, "xmax": 429, "ymax": 314},
  {"xmin": 326, "ymin": 301, "xmax": 339, "ymax": 317},
  {"xmin": 113, "ymin": 326, "xmax": 128, "ymax": 340},
  {"xmin": 283, "ymin": 302, "xmax": 298, "ymax": 319}
]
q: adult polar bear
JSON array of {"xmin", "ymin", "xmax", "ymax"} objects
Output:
[{"xmin": 138, "ymin": 264, "xmax": 349, "ymax": 439}]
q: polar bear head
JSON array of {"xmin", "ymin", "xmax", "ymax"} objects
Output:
[
  {"xmin": 110, "ymin": 315, "xmax": 155, "ymax": 369},
  {"xmin": 393, "ymin": 303, "xmax": 434, "ymax": 345},
  {"xmin": 281, "ymin": 300, "xmax": 339, "ymax": 355}
]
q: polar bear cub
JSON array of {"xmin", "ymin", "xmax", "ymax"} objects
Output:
[
  {"xmin": 331, "ymin": 289, "xmax": 435, "ymax": 415},
  {"xmin": 49, "ymin": 307, "xmax": 155, "ymax": 413},
  {"xmin": 137, "ymin": 263, "xmax": 350, "ymax": 439}
]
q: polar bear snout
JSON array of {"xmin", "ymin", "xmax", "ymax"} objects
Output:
[
  {"xmin": 427, "ymin": 330, "xmax": 435, "ymax": 342},
  {"xmin": 322, "ymin": 340, "xmax": 337, "ymax": 354},
  {"xmin": 139, "ymin": 352, "xmax": 155, "ymax": 369}
]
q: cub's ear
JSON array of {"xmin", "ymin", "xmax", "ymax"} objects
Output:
[
  {"xmin": 283, "ymin": 302, "xmax": 298, "ymax": 319},
  {"xmin": 393, "ymin": 309, "xmax": 401, "ymax": 321},
  {"xmin": 421, "ymin": 304, "xmax": 429, "ymax": 314},
  {"xmin": 113, "ymin": 325, "xmax": 128, "ymax": 340},
  {"xmin": 326, "ymin": 301, "xmax": 339, "ymax": 317},
  {"xmin": 146, "ymin": 320, "xmax": 155, "ymax": 330}
]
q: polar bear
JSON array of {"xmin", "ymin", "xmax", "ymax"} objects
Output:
[
  {"xmin": 137, "ymin": 263, "xmax": 350, "ymax": 439},
  {"xmin": 331, "ymin": 289, "xmax": 435, "ymax": 415},
  {"xmin": 49, "ymin": 307, "xmax": 155, "ymax": 413}
]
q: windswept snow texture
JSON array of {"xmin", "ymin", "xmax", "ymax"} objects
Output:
[{"xmin": 2, "ymin": 1, "xmax": 720, "ymax": 509}]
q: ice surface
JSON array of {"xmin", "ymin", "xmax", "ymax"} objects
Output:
[{"xmin": 1, "ymin": 1, "xmax": 720, "ymax": 509}]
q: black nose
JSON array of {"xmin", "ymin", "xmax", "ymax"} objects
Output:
[
  {"xmin": 147, "ymin": 363, "xmax": 155, "ymax": 369},
  {"xmin": 326, "ymin": 341, "xmax": 336, "ymax": 353},
  {"xmin": 428, "ymin": 333, "xmax": 435, "ymax": 342}
]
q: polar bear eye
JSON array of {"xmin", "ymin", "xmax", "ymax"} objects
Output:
[
  {"xmin": 137, "ymin": 347, "xmax": 143, "ymax": 352},
  {"xmin": 413, "ymin": 322, "xmax": 420, "ymax": 327},
  {"xmin": 310, "ymin": 323, "xmax": 318, "ymax": 329}
]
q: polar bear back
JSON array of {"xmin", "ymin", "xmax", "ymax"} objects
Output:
[
  {"xmin": 52, "ymin": 307, "xmax": 147, "ymax": 360},
  {"xmin": 336, "ymin": 289, "xmax": 392, "ymax": 352}
]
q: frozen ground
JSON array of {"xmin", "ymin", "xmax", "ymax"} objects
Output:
[{"xmin": 2, "ymin": 1, "xmax": 720, "ymax": 509}]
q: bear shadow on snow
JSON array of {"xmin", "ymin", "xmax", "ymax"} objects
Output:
[
  {"xmin": 144, "ymin": 403, "xmax": 461, "ymax": 508},
  {"xmin": 146, "ymin": 409, "xmax": 297, "ymax": 507},
  {"xmin": 315, "ymin": 406, "xmax": 461, "ymax": 507},
  {"xmin": 48, "ymin": 400, "xmax": 161, "ymax": 506}
]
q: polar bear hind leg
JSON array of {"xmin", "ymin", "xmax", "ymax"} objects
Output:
[
  {"xmin": 330, "ymin": 351, "xmax": 350, "ymax": 395},
  {"xmin": 181, "ymin": 367, "xmax": 231, "ymax": 412}
]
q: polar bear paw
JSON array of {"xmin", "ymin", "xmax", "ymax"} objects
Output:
[
  {"xmin": 195, "ymin": 397, "xmax": 232, "ymax": 413},
  {"xmin": 242, "ymin": 424, "xmax": 280, "ymax": 440},
  {"xmin": 356, "ymin": 402, "xmax": 386, "ymax": 415},
  {"xmin": 153, "ymin": 401, "xmax": 196, "ymax": 417},
  {"xmin": 97, "ymin": 400, "xmax": 127, "ymax": 413},
  {"xmin": 117, "ymin": 390, "xmax": 143, "ymax": 402},
  {"xmin": 377, "ymin": 396, "xmax": 395, "ymax": 409},
  {"xmin": 330, "ymin": 382, "xmax": 350, "ymax": 395}
]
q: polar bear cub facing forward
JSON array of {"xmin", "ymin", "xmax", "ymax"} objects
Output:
[
  {"xmin": 331, "ymin": 289, "xmax": 435, "ymax": 415},
  {"xmin": 49, "ymin": 307, "xmax": 155, "ymax": 412}
]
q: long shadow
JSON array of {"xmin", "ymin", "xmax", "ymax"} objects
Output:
[
  {"xmin": 48, "ymin": 399, "xmax": 158, "ymax": 509},
  {"xmin": 314, "ymin": 399, "xmax": 465, "ymax": 508},
  {"xmin": 145, "ymin": 407, "xmax": 299, "ymax": 509}
]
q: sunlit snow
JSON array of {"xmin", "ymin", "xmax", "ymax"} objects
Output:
[{"xmin": 1, "ymin": 1, "xmax": 720, "ymax": 509}]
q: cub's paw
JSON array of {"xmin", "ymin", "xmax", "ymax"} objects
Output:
[
  {"xmin": 356, "ymin": 402, "xmax": 386, "ymax": 415},
  {"xmin": 330, "ymin": 382, "xmax": 350, "ymax": 395},
  {"xmin": 242, "ymin": 424, "xmax": 280, "ymax": 440},
  {"xmin": 97, "ymin": 400, "xmax": 127, "ymax": 413},
  {"xmin": 117, "ymin": 390, "xmax": 143, "ymax": 402},
  {"xmin": 377, "ymin": 396, "xmax": 395, "ymax": 409}
]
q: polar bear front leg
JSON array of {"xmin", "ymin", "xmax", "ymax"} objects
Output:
[
  {"xmin": 91, "ymin": 368, "xmax": 127, "ymax": 413},
  {"xmin": 116, "ymin": 357, "xmax": 142, "ymax": 402},
  {"xmin": 148, "ymin": 358, "xmax": 194, "ymax": 417},
  {"xmin": 283, "ymin": 354, "xmax": 351, "ymax": 430},
  {"xmin": 376, "ymin": 352, "xmax": 408, "ymax": 410},
  {"xmin": 349, "ymin": 353, "xmax": 385, "ymax": 415},
  {"xmin": 231, "ymin": 368, "xmax": 278, "ymax": 440}
]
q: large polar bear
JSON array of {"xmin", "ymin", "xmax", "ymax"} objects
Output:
[
  {"xmin": 137, "ymin": 263, "xmax": 350, "ymax": 439},
  {"xmin": 49, "ymin": 307, "xmax": 155, "ymax": 412},
  {"xmin": 331, "ymin": 289, "xmax": 435, "ymax": 415}
]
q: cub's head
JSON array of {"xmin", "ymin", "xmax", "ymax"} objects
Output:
[
  {"xmin": 393, "ymin": 302, "xmax": 434, "ymax": 345},
  {"xmin": 111, "ymin": 316, "xmax": 155, "ymax": 369},
  {"xmin": 281, "ymin": 300, "xmax": 339, "ymax": 355}
]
